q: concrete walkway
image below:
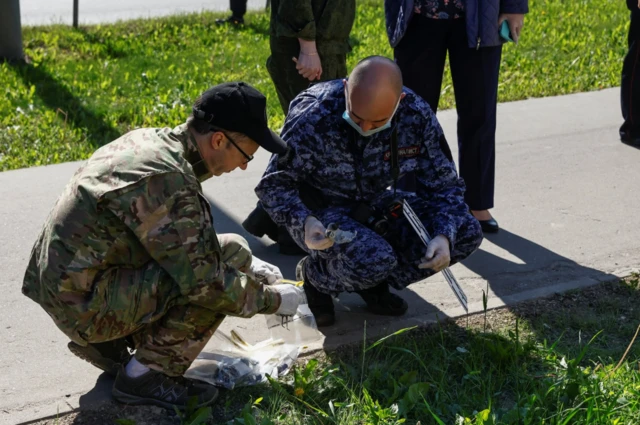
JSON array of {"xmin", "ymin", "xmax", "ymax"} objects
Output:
[{"xmin": 2, "ymin": 88, "xmax": 639, "ymax": 424}]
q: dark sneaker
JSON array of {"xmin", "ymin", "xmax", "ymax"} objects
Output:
[
  {"xmin": 112, "ymin": 366, "xmax": 219, "ymax": 410},
  {"xmin": 297, "ymin": 257, "xmax": 335, "ymax": 327},
  {"xmin": 356, "ymin": 283, "xmax": 408, "ymax": 316},
  {"xmin": 68, "ymin": 340, "xmax": 131, "ymax": 377},
  {"xmin": 215, "ymin": 15, "xmax": 244, "ymax": 25},
  {"xmin": 242, "ymin": 203, "xmax": 306, "ymax": 255}
]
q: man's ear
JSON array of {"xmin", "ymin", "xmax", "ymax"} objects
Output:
[{"xmin": 210, "ymin": 131, "xmax": 224, "ymax": 150}]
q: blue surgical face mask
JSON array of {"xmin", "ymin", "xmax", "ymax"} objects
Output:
[{"xmin": 342, "ymin": 97, "xmax": 401, "ymax": 137}]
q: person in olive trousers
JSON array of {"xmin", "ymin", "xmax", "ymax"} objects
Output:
[
  {"xmin": 266, "ymin": 0, "xmax": 356, "ymax": 115},
  {"xmin": 242, "ymin": 0, "xmax": 356, "ymax": 253}
]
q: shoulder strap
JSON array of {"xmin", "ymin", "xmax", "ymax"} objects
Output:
[{"xmin": 390, "ymin": 126, "xmax": 399, "ymax": 196}]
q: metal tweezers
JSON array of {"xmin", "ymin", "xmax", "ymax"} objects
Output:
[{"xmin": 280, "ymin": 315, "xmax": 292, "ymax": 329}]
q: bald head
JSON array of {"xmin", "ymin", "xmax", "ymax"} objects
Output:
[
  {"xmin": 349, "ymin": 56, "xmax": 403, "ymax": 97},
  {"xmin": 344, "ymin": 56, "xmax": 405, "ymax": 134}
]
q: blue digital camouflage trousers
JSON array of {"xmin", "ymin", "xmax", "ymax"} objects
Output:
[{"xmin": 300, "ymin": 193, "xmax": 483, "ymax": 294}]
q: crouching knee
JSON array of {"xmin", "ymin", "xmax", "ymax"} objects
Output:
[
  {"xmin": 451, "ymin": 219, "xmax": 483, "ymax": 264},
  {"xmin": 217, "ymin": 233, "xmax": 252, "ymax": 271}
]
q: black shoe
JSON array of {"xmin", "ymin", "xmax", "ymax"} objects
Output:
[
  {"xmin": 278, "ymin": 226, "xmax": 307, "ymax": 256},
  {"xmin": 112, "ymin": 365, "xmax": 219, "ymax": 410},
  {"xmin": 478, "ymin": 217, "xmax": 499, "ymax": 233},
  {"xmin": 355, "ymin": 283, "xmax": 408, "ymax": 316},
  {"xmin": 620, "ymin": 130, "xmax": 640, "ymax": 147},
  {"xmin": 68, "ymin": 340, "xmax": 131, "ymax": 377},
  {"xmin": 215, "ymin": 15, "xmax": 244, "ymax": 25},
  {"xmin": 297, "ymin": 257, "xmax": 335, "ymax": 327},
  {"xmin": 242, "ymin": 203, "xmax": 306, "ymax": 255},
  {"xmin": 242, "ymin": 203, "xmax": 279, "ymax": 242}
]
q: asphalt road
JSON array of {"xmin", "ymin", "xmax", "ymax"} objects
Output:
[{"xmin": 19, "ymin": 0, "xmax": 268, "ymax": 26}]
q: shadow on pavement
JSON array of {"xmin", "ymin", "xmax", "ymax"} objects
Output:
[
  {"xmin": 77, "ymin": 373, "xmax": 114, "ymax": 410},
  {"xmin": 463, "ymin": 228, "xmax": 619, "ymax": 303}
]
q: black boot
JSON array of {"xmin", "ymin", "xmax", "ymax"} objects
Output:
[
  {"xmin": 355, "ymin": 283, "xmax": 408, "ymax": 316},
  {"xmin": 242, "ymin": 203, "xmax": 308, "ymax": 255},
  {"xmin": 296, "ymin": 257, "xmax": 335, "ymax": 327},
  {"xmin": 68, "ymin": 339, "xmax": 131, "ymax": 377},
  {"xmin": 242, "ymin": 202, "xmax": 279, "ymax": 241}
]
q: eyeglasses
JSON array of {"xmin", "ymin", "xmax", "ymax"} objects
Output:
[{"xmin": 222, "ymin": 131, "xmax": 254, "ymax": 164}]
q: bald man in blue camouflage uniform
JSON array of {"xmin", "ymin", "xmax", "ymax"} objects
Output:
[{"xmin": 255, "ymin": 56, "xmax": 483, "ymax": 326}]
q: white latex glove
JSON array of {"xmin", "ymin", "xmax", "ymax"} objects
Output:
[
  {"xmin": 248, "ymin": 255, "xmax": 283, "ymax": 285},
  {"xmin": 418, "ymin": 235, "xmax": 451, "ymax": 272},
  {"xmin": 273, "ymin": 284, "xmax": 306, "ymax": 316},
  {"xmin": 304, "ymin": 216, "xmax": 334, "ymax": 251}
]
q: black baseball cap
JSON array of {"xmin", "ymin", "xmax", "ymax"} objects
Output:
[{"xmin": 191, "ymin": 82, "xmax": 286, "ymax": 154}]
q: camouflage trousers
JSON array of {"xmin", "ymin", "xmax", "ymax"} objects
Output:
[
  {"xmin": 81, "ymin": 234, "xmax": 252, "ymax": 376},
  {"xmin": 267, "ymin": 40, "xmax": 348, "ymax": 115},
  {"xmin": 300, "ymin": 193, "xmax": 483, "ymax": 294}
]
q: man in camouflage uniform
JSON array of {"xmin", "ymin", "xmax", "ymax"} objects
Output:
[
  {"xmin": 22, "ymin": 82, "xmax": 305, "ymax": 410},
  {"xmin": 255, "ymin": 56, "xmax": 483, "ymax": 327}
]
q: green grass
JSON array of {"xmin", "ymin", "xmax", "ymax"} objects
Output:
[
  {"xmin": 0, "ymin": 0, "xmax": 630, "ymax": 171},
  {"xmin": 208, "ymin": 279, "xmax": 640, "ymax": 425}
]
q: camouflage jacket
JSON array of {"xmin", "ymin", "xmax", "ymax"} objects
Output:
[
  {"xmin": 255, "ymin": 80, "xmax": 472, "ymax": 251},
  {"xmin": 22, "ymin": 124, "xmax": 279, "ymax": 342},
  {"xmin": 269, "ymin": 0, "xmax": 356, "ymax": 56}
]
